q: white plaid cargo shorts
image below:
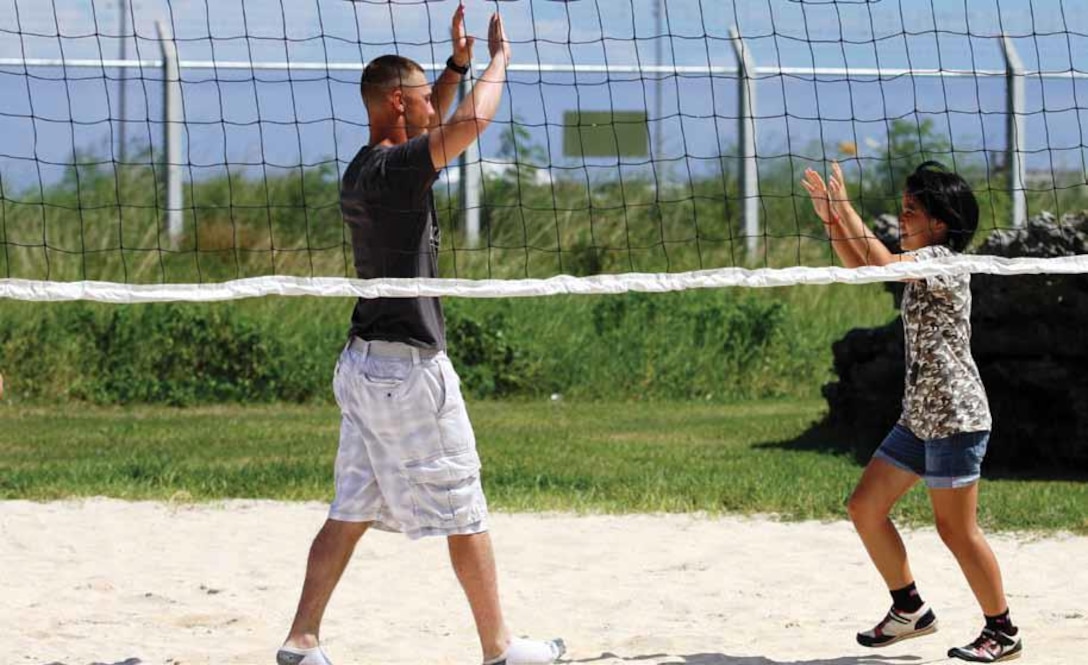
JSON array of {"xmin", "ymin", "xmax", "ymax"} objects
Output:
[{"xmin": 328, "ymin": 338, "xmax": 489, "ymax": 539}]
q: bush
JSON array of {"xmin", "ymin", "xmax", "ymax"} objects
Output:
[
  {"xmin": 579, "ymin": 291, "xmax": 798, "ymax": 400},
  {"xmin": 0, "ymin": 277, "xmax": 895, "ymax": 406},
  {"xmin": 0, "ymin": 302, "xmax": 327, "ymax": 406},
  {"xmin": 444, "ymin": 301, "xmax": 539, "ymax": 398}
]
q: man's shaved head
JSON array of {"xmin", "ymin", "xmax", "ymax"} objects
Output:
[{"xmin": 360, "ymin": 55, "xmax": 426, "ymax": 108}]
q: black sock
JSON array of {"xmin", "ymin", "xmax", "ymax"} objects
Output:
[
  {"xmin": 985, "ymin": 609, "xmax": 1018, "ymax": 636},
  {"xmin": 890, "ymin": 582, "xmax": 924, "ymax": 614}
]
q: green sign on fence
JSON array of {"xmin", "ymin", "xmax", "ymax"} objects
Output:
[{"xmin": 563, "ymin": 110, "xmax": 649, "ymax": 158}]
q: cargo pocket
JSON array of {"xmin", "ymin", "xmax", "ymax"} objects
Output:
[{"xmin": 403, "ymin": 449, "xmax": 484, "ymax": 528}]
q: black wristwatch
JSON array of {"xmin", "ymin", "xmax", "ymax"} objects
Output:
[{"xmin": 446, "ymin": 56, "xmax": 470, "ymax": 76}]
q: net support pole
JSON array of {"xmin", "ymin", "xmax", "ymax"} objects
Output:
[
  {"xmin": 118, "ymin": 0, "xmax": 128, "ymax": 171},
  {"xmin": 157, "ymin": 20, "xmax": 184, "ymax": 245},
  {"xmin": 654, "ymin": 0, "xmax": 664, "ymax": 165},
  {"xmin": 1002, "ymin": 34, "xmax": 1027, "ymax": 228},
  {"xmin": 730, "ymin": 27, "xmax": 759, "ymax": 255},
  {"xmin": 458, "ymin": 73, "xmax": 482, "ymax": 248}
]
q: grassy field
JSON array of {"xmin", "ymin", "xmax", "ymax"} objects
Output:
[{"xmin": 1, "ymin": 399, "xmax": 1085, "ymax": 533}]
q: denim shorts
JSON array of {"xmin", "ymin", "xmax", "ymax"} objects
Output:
[{"xmin": 873, "ymin": 424, "xmax": 989, "ymax": 489}]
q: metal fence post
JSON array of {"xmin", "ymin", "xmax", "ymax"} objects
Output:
[
  {"xmin": 156, "ymin": 21, "xmax": 183, "ymax": 245},
  {"xmin": 459, "ymin": 73, "xmax": 482, "ymax": 248},
  {"xmin": 1002, "ymin": 35, "xmax": 1027, "ymax": 228},
  {"xmin": 730, "ymin": 27, "xmax": 759, "ymax": 255}
]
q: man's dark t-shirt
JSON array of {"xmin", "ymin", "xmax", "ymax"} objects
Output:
[{"xmin": 341, "ymin": 135, "xmax": 446, "ymax": 350}]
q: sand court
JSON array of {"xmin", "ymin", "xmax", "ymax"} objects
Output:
[{"xmin": 2, "ymin": 499, "xmax": 1085, "ymax": 664}]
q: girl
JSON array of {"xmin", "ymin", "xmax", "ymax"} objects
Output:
[{"xmin": 801, "ymin": 161, "xmax": 1022, "ymax": 663}]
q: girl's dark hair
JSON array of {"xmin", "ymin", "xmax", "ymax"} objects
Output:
[{"xmin": 904, "ymin": 161, "xmax": 979, "ymax": 252}]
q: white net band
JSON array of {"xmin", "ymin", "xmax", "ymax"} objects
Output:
[{"xmin": 3, "ymin": 254, "xmax": 1085, "ymax": 303}]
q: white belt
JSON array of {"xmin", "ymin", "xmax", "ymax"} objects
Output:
[{"xmin": 348, "ymin": 337, "xmax": 440, "ymax": 363}]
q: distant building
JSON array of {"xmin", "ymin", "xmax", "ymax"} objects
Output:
[{"xmin": 440, "ymin": 160, "xmax": 556, "ymax": 187}]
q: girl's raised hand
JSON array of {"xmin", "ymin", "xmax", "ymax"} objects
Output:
[
  {"xmin": 801, "ymin": 168, "xmax": 834, "ymax": 225},
  {"xmin": 827, "ymin": 161, "xmax": 851, "ymax": 214}
]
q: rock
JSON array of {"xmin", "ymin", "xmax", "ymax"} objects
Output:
[
  {"xmin": 870, "ymin": 214, "xmax": 906, "ymax": 306},
  {"xmin": 979, "ymin": 211, "xmax": 1088, "ymax": 257},
  {"xmin": 871, "ymin": 213, "xmax": 902, "ymax": 252}
]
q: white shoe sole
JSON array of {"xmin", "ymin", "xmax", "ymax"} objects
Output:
[{"xmin": 859, "ymin": 619, "xmax": 939, "ymax": 648}]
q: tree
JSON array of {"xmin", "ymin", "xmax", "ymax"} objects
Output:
[
  {"xmin": 856, "ymin": 118, "xmax": 952, "ymax": 220},
  {"xmin": 497, "ymin": 114, "xmax": 547, "ymax": 183}
]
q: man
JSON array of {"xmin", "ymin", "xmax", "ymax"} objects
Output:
[{"xmin": 277, "ymin": 6, "xmax": 565, "ymax": 665}]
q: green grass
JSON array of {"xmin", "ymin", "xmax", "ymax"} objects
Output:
[{"xmin": 2, "ymin": 399, "xmax": 1085, "ymax": 534}]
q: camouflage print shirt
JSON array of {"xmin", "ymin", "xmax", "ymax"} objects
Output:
[{"xmin": 898, "ymin": 244, "xmax": 992, "ymax": 440}]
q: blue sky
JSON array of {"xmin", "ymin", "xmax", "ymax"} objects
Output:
[
  {"xmin": 2, "ymin": 0, "xmax": 1088, "ymax": 190},
  {"xmin": 4, "ymin": 0, "xmax": 1087, "ymax": 71}
]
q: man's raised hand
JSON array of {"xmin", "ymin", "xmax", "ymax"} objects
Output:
[
  {"xmin": 488, "ymin": 11, "xmax": 511, "ymax": 64},
  {"xmin": 451, "ymin": 3, "xmax": 474, "ymax": 68}
]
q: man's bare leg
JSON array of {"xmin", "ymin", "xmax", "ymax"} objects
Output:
[
  {"xmin": 283, "ymin": 519, "xmax": 370, "ymax": 650},
  {"xmin": 448, "ymin": 532, "xmax": 564, "ymax": 664}
]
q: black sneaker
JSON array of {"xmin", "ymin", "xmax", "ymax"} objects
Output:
[
  {"xmin": 856, "ymin": 603, "xmax": 938, "ymax": 647},
  {"xmin": 948, "ymin": 627, "xmax": 1023, "ymax": 662}
]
